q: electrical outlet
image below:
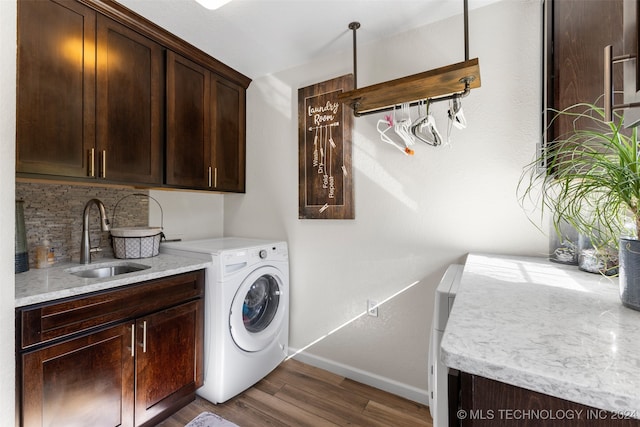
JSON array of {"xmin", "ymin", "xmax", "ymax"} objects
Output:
[{"xmin": 367, "ymin": 299, "xmax": 378, "ymax": 317}]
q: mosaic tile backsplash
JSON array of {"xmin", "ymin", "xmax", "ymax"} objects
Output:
[{"xmin": 16, "ymin": 182, "xmax": 150, "ymax": 267}]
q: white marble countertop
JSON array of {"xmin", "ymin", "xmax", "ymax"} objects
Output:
[
  {"xmin": 15, "ymin": 254, "xmax": 211, "ymax": 307},
  {"xmin": 441, "ymin": 253, "xmax": 640, "ymax": 416}
]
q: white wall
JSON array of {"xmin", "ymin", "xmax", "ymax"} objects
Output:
[
  {"xmin": 225, "ymin": 0, "xmax": 547, "ymax": 403},
  {"xmin": 149, "ymin": 190, "xmax": 224, "ymax": 240},
  {"xmin": 1, "ymin": 0, "xmax": 17, "ymax": 423}
]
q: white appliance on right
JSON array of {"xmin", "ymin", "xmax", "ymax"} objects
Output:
[{"xmin": 428, "ymin": 264, "xmax": 464, "ymax": 427}]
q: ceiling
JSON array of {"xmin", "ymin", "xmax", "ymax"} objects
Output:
[{"xmin": 117, "ymin": 0, "xmax": 500, "ymax": 79}]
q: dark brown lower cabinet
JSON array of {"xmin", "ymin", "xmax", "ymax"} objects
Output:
[
  {"xmin": 135, "ymin": 300, "xmax": 202, "ymax": 426},
  {"xmin": 453, "ymin": 371, "xmax": 640, "ymax": 427},
  {"xmin": 17, "ymin": 270, "xmax": 205, "ymax": 427}
]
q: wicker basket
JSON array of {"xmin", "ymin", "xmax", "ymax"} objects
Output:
[{"xmin": 110, "ymin": 194, "xmax": 164, "ymax": 259}]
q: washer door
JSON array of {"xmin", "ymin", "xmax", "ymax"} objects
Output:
[{"xmin": 229, "ymin": 265, "xmax": 286, "ymax": 352}]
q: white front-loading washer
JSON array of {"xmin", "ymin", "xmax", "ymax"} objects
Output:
[{"xmin": 160, "ymin": 237, "xmax": 289, "ymax": 404}]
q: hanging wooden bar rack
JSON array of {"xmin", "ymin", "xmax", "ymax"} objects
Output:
[{"xmin": 338, "ymin": 0, "xmax": 481, "ymax": 117}]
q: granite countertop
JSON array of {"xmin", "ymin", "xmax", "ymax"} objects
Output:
[
  {"xmin": 441, "ymin": 253, "xmax": 640, "ymax": 417},
  {"xmin": 15, "ymin": 254, "xmax": 211, "ymax": 307}
]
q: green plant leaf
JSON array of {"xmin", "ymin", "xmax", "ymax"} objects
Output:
[{"xmin": 518, "ymin": 102, "xmax": 639, "ymax": 251}]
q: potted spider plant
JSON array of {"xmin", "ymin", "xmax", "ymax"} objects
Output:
[{"xmin": 518, "ymin": 102, "xmax": 640, "ymax": 310}]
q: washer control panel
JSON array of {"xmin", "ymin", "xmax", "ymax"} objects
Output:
[{"xmin": 221, "ymin": 242, "xmax": 288, "ymax": 273}]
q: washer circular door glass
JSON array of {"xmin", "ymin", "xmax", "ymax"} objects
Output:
[
  {"xmin": 230, "ymin": 266, "xmax": 287, "ymax": 352},
  {"xmin": 243, "ymin": 274, "xmax": 279, "ymax": 333}
]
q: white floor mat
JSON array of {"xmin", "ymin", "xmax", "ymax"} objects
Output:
[{"xmin": 184, "ymin": 412, "xmax": 240, "ymax": 427}]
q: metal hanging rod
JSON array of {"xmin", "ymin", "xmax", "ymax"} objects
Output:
[
  {"xmin": 349, "ymin": 21, "xmax": 360, "ymax": 89},
  {"xmin": 464, "ymin": 0, "xmax": 469, "ymax": 61},
  {"xmin": 348, "ymin": 0, "xmax": 470, "ymax": 91}
]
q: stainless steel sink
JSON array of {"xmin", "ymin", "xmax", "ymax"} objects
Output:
[{"xmin": 67, "ymin": 262, "xmax": 151, "ymax": 278}]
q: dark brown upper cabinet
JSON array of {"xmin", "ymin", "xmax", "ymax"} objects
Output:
[
  {"xmin": 96, "ymin": 15, "xmax": 164, "ymax": 184},
  {"xmin": 17, "ymin": 0, "xmax": 250, "ymax": 192},
  {"xmin": 17, "ymin": 0, "xmax": 163, "ymax": 185},
  {"xmin": 545, "ymin": 0, "xmax": 624, "ymax": 142},
  {"xmin": 212, "ymin": 77, "xmax": 246, "ymax": 193},
  {"xmin": 167, "ymin": 52, "xmax": 246, "ymax": 193},
  {"xmin": 166, "ymin": 52, "xmax": 211, "ymax": 190},
  {"xmin": 17, "ymin": 0, "xmax": 97, "ymax": 179}
]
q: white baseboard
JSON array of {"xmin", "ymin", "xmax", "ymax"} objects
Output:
[{"xmin": 287, "ymin": 347, "xmax": 430, "ymax": 405}]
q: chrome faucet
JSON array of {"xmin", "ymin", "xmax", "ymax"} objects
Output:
[{"xmin": 80, "ymin": 199, "xmax": 111, "ymax": 264}]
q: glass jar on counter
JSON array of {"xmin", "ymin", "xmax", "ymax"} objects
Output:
[{"xmin": 549, "ymin": 219, "xmax": 578, "ymax": 265}]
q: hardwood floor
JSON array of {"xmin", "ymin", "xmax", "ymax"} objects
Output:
[{"xmin": 158, "ymin": 358, "xmax": 433, "ymax": 427}]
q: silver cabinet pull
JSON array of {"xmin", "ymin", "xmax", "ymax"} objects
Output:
[
  {"xmin": 130, "ymin": 323, "xmax": 135, "ymax": 357},
  {"xmin": 142, "ymin": 320, "xmax": 147, "ymax": 353},
  {"xmin": 214, "ymin": 167, "xmax": 218, "ymax": 188},
  {"xmin": 88, "ymin": 149, "xmax": 95, "ymax": 177},
  {"xmin": 604, "ymin": 45, "xmax": 613, "ymax": 122},
  {"xmin": 603, "ymin": 45, "xmax": 640, "ymax": 122},
  {"xmin": 208, "ymin": 166, "xmax": 212, "ymax": 188}
]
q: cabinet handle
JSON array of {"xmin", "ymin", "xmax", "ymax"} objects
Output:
[
  {"xmin": 100, "ymin": 150, "xmax": 107, "ymax": 179},
  {"xmin": 142, "ymin": 320, "xmax": 147, "ymax": 353},
  {"xmin": 603, "ymin": 45, "xmax": 640, "ymax": 122},
  {"xmin": 604, "ymin": 45, "xmax": 614, "ymax": 121},
  {"xmin": 208, "ymin": 166, "xmax": 212, "ymax": 188},
  {"xmin": 130, "ymin": 323, "xmax": 135, "ymax": 357},
  {"xmin": 88, "ymin": 149, "xmax": 95, "ymax": 178},
  {"xmin": 214, "ymin": 167, "xmax": 218, "ymax": 188}
]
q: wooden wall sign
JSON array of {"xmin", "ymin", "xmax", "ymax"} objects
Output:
[{"xmin": 298, "ymin": 74, "xmax": 354, "ymax": 219}]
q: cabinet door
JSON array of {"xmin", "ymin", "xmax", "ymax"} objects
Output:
[
  {"xmin": 212, "ymin": 77, "xmax": 246, "ymax": 192},
  {"xmin": 134, "ymin": 299, "xmax": 204, "ymax": 426},
  {"xmin": 16, "ymin": 0, "xmax": 96, "ymax": 178},
  {"xmin": 458, "ymin": 372, "xmax": 640, "ymax": 426},
  {"xmin": 96, "ymin": 15, "xmax": 163, "ymax": 185},
  {"xmin": 548, "ymin": 0, "xmax": 623, "ymax": 141},
  {"xmin": 21, "ymin": 323, "xmax": 134, "ymax": 427},
  {"xmin": 166, "ymin": 52, "xmax": 211, "ymax": 189}
]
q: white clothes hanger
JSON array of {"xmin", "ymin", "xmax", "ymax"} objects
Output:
[
  {"xmin": 411, "ymin": 100, "xmax": 442, "ymax": 146},
  {"xmin": 445, "ymin": 95, "xmax": 467, "ymax": 146},
  {"xmin": 394, "ymin": 103, "xmax": 416, "ymax": 148},
  {"xmin": 423, "ymin": 115, "xmax": 443, "ymax": 146},
  {"xmin": 448, "ymin": 96, "xmax": 467, "ymax": 130},
  {"xmin": 377, "ymin": 114, "xmax": 414, "ymax": 155}
]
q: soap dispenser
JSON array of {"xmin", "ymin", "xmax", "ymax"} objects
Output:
[{"xmin": 35, "ymin": 240, "xmax": 51, "ymax": 269}]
